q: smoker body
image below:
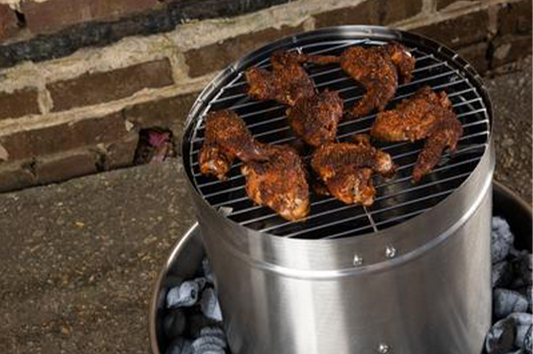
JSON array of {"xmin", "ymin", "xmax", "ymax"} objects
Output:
[
  {"xmin": 192, "ymin": 145, "xmax": 493, "ymax": 354},
  {"xmin": 181, "ymin": 26, "xmax": 495, "ymax": 354}
]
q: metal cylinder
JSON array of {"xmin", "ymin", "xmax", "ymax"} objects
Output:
[{"xmin": 181, "ymin": 27, "xmax": 496, "ymax": 354}]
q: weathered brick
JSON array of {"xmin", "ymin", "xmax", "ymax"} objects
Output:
[
  {"xmin": 314, "ymin": 1, "xmax": 380, "ymax": 28},
  {"xmin": 22, "ymin": 0, "xmax": 159, "ymax": 35},
  {"xmin": 105, "ymin": 132, "xmax": 140, "ymax": 169},
  {"xmin": 184, "ymin": 24, "xmax": 305, "ymax": 77},
  {"xmin": 123, "ymin": 93, "xmax": 199, "ymax": 136},
  {"xmin": 498, "ymin": 0, "xmax": 532, "ymax": 35},
  {"xmin": 437, "ymin": 0, "xmax": 475, "ymax": 11},
  {"xmin": 0, "ymin": 162, "xmax": 36, "ymax": 193},
  {"xmin": 0, "ymin": 88, "xmax": 40, "ymax": 120},
  {"xmin": 457, "ymin": 42, "xmax": 489, "ymax": 73},
  {"xmin": 34, "ymin": 149, "xmax": 97, "ymax": 184},
  {"xmin": 0, "ymin": 4, "xmax": 19, "ymax": 42},
  {"xmin": 0, "ymin": 112, "xmax": 128, "ymax": 161},
  {"xmin": 491, "ymin": 34, "xmax": 532, "ymax": 68},
  {"xmin": 413, "ymin": 9, "xmax": 490, "ymax": 48},
  {"xmin": 48, "ymin": 59, "xmax": 174, "ymax": 112},
  {"xmin": 381, "ymin": 0, "xmax": 423, "ymax": 25}
]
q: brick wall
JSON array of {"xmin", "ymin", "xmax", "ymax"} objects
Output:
[{"xmin": 0, "ymin": 0, "xmax": 531, "ymax": 192}]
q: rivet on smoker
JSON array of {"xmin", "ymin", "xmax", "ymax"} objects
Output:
[
  {"xmin": 378, "ymin": 343, "xmax": 391, "ymax": 353},
  {"xmin": 353, "ymin": 254, "xmax": 364, "ymax": 266},
  {"xmin": 385, "ymin": 246, "xmax": 396, "ymax": 259}
]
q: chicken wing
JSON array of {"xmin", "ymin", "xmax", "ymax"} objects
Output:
[
  {"xmin": 370, "ymin": 86, "xmax": 463, "ymax": 182},
  {"xmin": 241, "ymin": 145, "xmax": 310, "ymax": 221},
  {"xmin": 311, "ymin": 135, "xmax": 396, "ymax": 205},
  {"xmin": 245, "ymin": 50, "xmax": 316, "ymax": 106},
  {"xmin": 199, "ymin": 110, "xmax": 268, "ymax": 180},
  {"xmin": 302, "ymin": 42, "xmax": 415, "ymax": 118},
  {"xmin": 286, "ymin": 90, "xmax": 344, "ymax": 147}
]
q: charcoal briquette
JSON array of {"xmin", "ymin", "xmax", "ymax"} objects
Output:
[
  {"xmin": 166, "ymin": 337, "xmax": 194, "ymax": 354},
  {"xmin": 200, "ymin": 326, "xmax": 226, "ymax": 341},
  {"xmin": 511, "ymin": 254, "xmax": 533, "ymax": 288},
  {"xmin": 492, "ymin": 217, "xmax": 515, "ymax": 264},
  {"xmin": 485, "ymin": 316, "xmax": 516, "ymax": 354},
  {"xmin": 200, "ymin": 288, "xmax": 223, "ymax": 322},
  {"xmin": 167, "ymin": 278, "xmax": 207, "ymax": 308},
  {"xmin": 163, "ymin": 308, "xmax": 187, "ymax": 339},
  {"xmin": 493, "ymin": 261, "xmax": 515, "ymax": 288},
  {"xmin": 202, "ymin": 258, "xmax": 214, "ymax": 284},
  {"xmin": 494, "ymin": 289, "xmax": 530, "ymax": 320},
  {"xmin": 188, "ymin": 312, "xmax": 220, "ymax": 338},
  {"xmin": 192, "ymin": 335, "xmax": 226, "ymax": 352}
]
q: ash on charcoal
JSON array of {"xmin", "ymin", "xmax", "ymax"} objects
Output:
[
  {"xmin": 494, "ymin": 289, "xmax": 530, "ymax": 320},
  {"xmin": 493, "ymin": 261, "xmax": 515, "ymax": 288},
  {"xmin": 167, "ymin": 278, "xmax": 207, "ymax": 308},
  {"xmin": 188, "ymin": 312, "xmax": 222, "ymax": 339},
  {"xmin": 511, "ymin": 254, "xmax": 533, "ymax": 288},
  {"xmin": 492, "ymin": 216, "xmax": 515, "ymax": 264},
  {"xmin": 200, "ymin": 288, "xmax": 223, "ymax": 322},
  {"xmin": 487, "ymin": 313, "xmax": 533, "ymax": 353},
  {"xmin": 164, "ymin": 308, "xmax": 187, "ymax": 339},
  {"xmin": 166, "ymin": 337, "xmax": 194, "ymax": 354},
  {"xmin": 202, "ymin": 258, "xmax": 214, "ymax": 285}
]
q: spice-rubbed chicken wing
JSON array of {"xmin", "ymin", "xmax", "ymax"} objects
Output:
[
  {"xmin": 242, "ymin": 145, "xmax": 310, "ymax": 221},
  {"xmin": 245, "ymin": 50, "xmax": 316, "ymax": 106},
  {"xmin": 302, "ymin": 42, "xmax": 415, "ymax": 118},
  {"xmin": 371, "ymin": 86, "xmax": 463, "ymax": 182},
  {"xmin": 199, "ymin": 110, "xmax": 268, "ymax": 180},
  {"xmin": 311, "ymin": 135, "xmax": 396, "ymax": 206},
  {"xmin": 286, "ymin": 90, "xmax": 344, "ymax": 147}
]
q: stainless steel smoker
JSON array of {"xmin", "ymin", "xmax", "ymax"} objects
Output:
[{"xmin": 180, "ymin": 26, "xmax": 494, "ymax": 354}]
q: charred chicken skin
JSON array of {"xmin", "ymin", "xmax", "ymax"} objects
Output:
[
  {"xmin": 199, "ymin": 110, "xmax": 268, "ymax": 180},
  {"xmin": 311, "ymin": 135, "xmax": 396, "ymax": 206},
  {"xmin": 302, "ymin": 42, "xmax": 416, "ymax": 118},
  {"xmin": 371, "ymin": 86, "xmax": 463, "ymax": 182},
  {"xmin": 245, "ymin": 50, "xmax": 316, "ymax": 106},
  {"xmin": 242, "ymin": 144, "xmax": 310, "ymax": 221},
  {"xmin": 286, "ymin": 90, "xmax": 344, "ymax": 147}
]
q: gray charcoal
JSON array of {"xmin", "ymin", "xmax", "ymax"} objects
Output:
[
  {"xmin": 528, "ymin": 286, "xmax": 532, "ymax": 313},
  {"xmin": 511, "ymin": 254, "xmax": 533, "ymax": 288},
  {"xmin": 493, "ymin": 261, "xmax": 515, "ymax": 288},
  {"xmin": 486, "ymin": 316, "xmax": 516, "ymax": 354},
  {"xmin": 494, "ymin": 289, "xmax": 530, "ymax": 320},
  {"xmin": 167, "ymin": 279, "xmax": 207, "ymax": 308},
  {"xmin": 166, "ymin": 338, "xmax": 194, "ymax": 354},
  {"xmin": 188, "ymin": 313, "xmax": 220, "ymax": 338},
  {"xmin": 164, "ymin": 308, "xmax": 187, "ymax": 339},
  {"xmin": 200, "ymin": 288, "xmax": 223, "ymax": 322},
  {"xmin": 200, "ymin": 326, "xmax": 226, "ymax": 341},
  {"xmin": 192, "ymin": 336, "xmax": 226, "ymax": 353},
  {"xmin": 492, "ymin": 217, "xmax": 515, "ymax": 264},
  {"xmin": 202, "ymin": 258, "xmax": 214, "ymax": 284},
  {"xmin": 515, "ymin": 324, "xmax": 533, "ymax": 352}
]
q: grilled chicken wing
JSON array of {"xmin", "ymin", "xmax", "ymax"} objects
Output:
[
  {"xmin": 311, "ymin": 135, "xmax": 396, "ymax": 205},
  {"xmin": 242, "ymin": 145, "xmax": 310, "ymax": 221},
  {"xmin": 371, "ymin": 86, "xmax": 463, "ymax": 182},
  {"xmin": 245, "ymin": 50, "xmax": 316, "ymax": 106},
  {"xmin": 199, "ymin": 110, "xmax": 268, "ymax": 180},
  {"xmin": 286, "ymin": 90, "xmax": 344, "ymax": 147},
  {"xmin": 302, "ymin": 42, "xmax": 415, "ymax": 118}
]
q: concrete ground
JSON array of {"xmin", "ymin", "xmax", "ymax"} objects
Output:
[{"xmin": 0, "ymin": 65, "xmax": 531, "ymax": 353}]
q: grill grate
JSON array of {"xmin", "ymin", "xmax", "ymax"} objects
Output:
[{"xmin": 183, "ymin": 34, "xmax": 491, "ymax": 240}]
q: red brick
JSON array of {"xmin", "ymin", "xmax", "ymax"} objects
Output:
[
  {"xmin": 436, "ymin": 0, "xmax": 475, "ymax": 10},
  {"xmin": 0, "ymin": 112, "xmax": 128, "ymax": 161},
  {"xmin": 105, "ymin": 132, "xmax": 139, "ymax": 169},
  {"xmin": 491, "ymin": 34, "xmax": 532, "ymax": 68},
  {"xmin": 0, "ymin": 88, "xmax": 40, "ymax": 120},
  {"xmin": 22, "ymin": 0, "xmax": 159, "ymax": 35},
  {"xmin": 498, "ymin": 0, "xmax": 532, "ymax": 35},
  {"xmin": 457, "ymin": 42, "xmax": 489, "ymax": 74},
  {"xmin": 314, "ymin": 1, "xmax": 380, "ymax": 28},
  {"xmin": 123, "ymin": 93, "xmax": 199, "ymax": 136},
  {"xmin": 184, "ymin": 24, "xmax": 305, "ymax": 77},
  {"xmin": 413, "ymin": 9, "xmax": 490, "ymax": 48},
  {"xmin": 0, "ymin": 162, "xmax": 36, "ymax": 193},
  {"xmin": 48, "ymin": 59, "xmax": 174, "ymax": 112},
  {"xmin": 34, "ymin": 149, "xmax": 97, "ymax": 184},
  {"xmin": 0, "ymin": 4, "xmax": 19, "ymax": 42}
]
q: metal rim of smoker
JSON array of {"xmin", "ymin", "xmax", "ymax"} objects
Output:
[
  {"xmin": 180, "ymin": 25, "xmax": 494, "ymax": 270},
  {"xmin": 148, "ymin": 181, "xmax": 533, "ymax": 354}
]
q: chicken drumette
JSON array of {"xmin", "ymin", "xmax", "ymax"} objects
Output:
[
  {"xmin": 286, "ymin": 90, "xmax": 344, "ymax": 147},
  {"xmin": 371, "ymin": 86, "xmax": 463, "ymax": 182},
  {"xmin": 242, "ymin": 144, "xmax": 310, "ymax": 221},
  {"xmin": 199, "ymin": 110, "xmax": 268, "ymax": 180},
  {"xmin": 311, "ymin": 135, "xmax": 396, "ymax": 206},
  {"xmin": 245, "ymin": 50, "xmax": 316, "ymax": 106},
  {"xmin": 302, "ymin": 42, "xmax": 415, "ymax": 118}
]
